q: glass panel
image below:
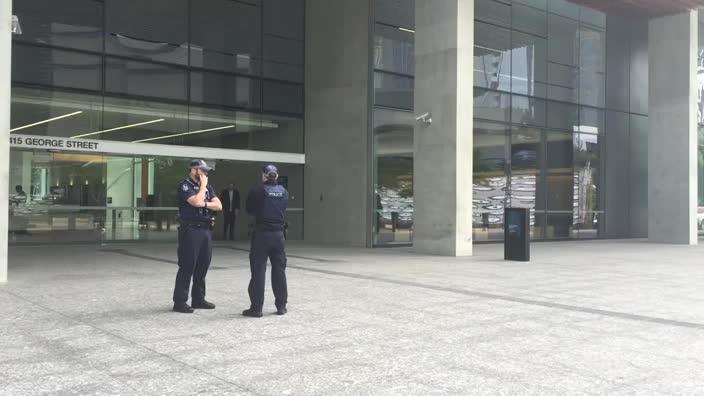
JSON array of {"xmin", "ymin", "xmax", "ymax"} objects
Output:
[
  {"xmin": 579, "ymin": 107, "xmax": 604, "ymax": 134},
  {"xmin": 547, "ymin": 101, "xmax": 578, "ymax": 130},
  {"xmin": 375, "ymin": 0, "xmax": 415, "ymax": 29},
  {"xmin": 373, "ymin": 109, "xmax": 414, "ymax": 245},
  {"xmin": 475, "ymin": 0, "xmax": 511, "ymax": 28},
  {"xmin": 575, "ymin": 212, "xmax": 602, "ymax": 239},
  {"xmin": 545, "ymin": 213, "xmax": 574, "ymax": 239},
  {"xmin": 475, "ymin": 22, "xmax": 511, "ymax": 92},
  {"xmin": 513, "ymin": 0, "xmax": 547, "ymax": 10},
  {"xmin": 100, "ymin": 96, "xmax": 189, "ymax": 144},
  {"xmin": 548, "ymin": 0, "xmax": 579, "ymax": 20},
  {"xmin": 474, "ymin": 88, "xmax": 511, "ymax": 123},
  {"xmin": 105, "ymin": 58, "xmax": 187, "ymax": 101},
  {"xmin": 580, "ymin": 6, "xmax": 606, "ymax": 28},
  {"xmin": 105, "ymin": 0, "xmax": 188, "ymax": 65},
  {"xmin": 262, "ymin": 35, "xmax": 304, "ymax": 82},
  {"xmin": 251, "ymin": 114, "xmax": 305, "ymax": 153},
  {"xmin": 12, "ymin": 45, "xmax": 102, "ymax": 91},
  {"xmin": 374, "ymin": 23, "xmax": 415, "ymax": 75},
  {"xmin": 374, "ymin": 72, "xmax": 414, "ymax": 110},
  {"xmin": 579, "ymin": 26, "xmax": 606, "ymax": 107},
  {"xmin": 190, "ymin": 71, "xmax": 261, "ymax": 110},
  {"xmin": 511, "ymin": 95, "xmax": 546, "ymax": 127},
  {"xmin": 11, "ymin": 87, "xmax": 102, "ymax": 138},
  {"xmin": 180, "ymin": 108, "xmax": 250, "ymax": 150},
  {"xmin": 511, "ymin": 127, "xmax": 543, "ymax": 211},
  {"xmin": 473, "ymin": 122, "xmax": 508, "ymax": 242},
  {"xmin": 548, "ymin": 14, "xmax": 578, "ymax": 67},
  {"xmin": 547, "ymin": 62, "xmax": 578, "ymax": 103},
  {"xmin": 262, "ymin": 81, "xmax": 304, "ymax": 114},
  {"xmin": 263, "ymin": 0, "xmax": 304, "ymax": 40},
  {"xmin": 511, "ymin": 31, "xmax": 548, "ymax": 96},
  {"xmin": 189, "ymin": 0, "xmax": 261, "ymax": 76},
  {"xmin": 573, "ymin": 133, "xmax": 600, "ymax": 212},
  {"xmin": 545, "ymin": 132, "xmax": 574, "ymax": 213},
  {"xmin": 12, "ymin": 0, "xmax": 103, "ymax": 52},
  {"xmin": 512, "ymin": 3, "xmax": 547, "ymax": 37},
  {"xmin": 546, "ymin": 131, "xmax": 573, "ymax": 171}
]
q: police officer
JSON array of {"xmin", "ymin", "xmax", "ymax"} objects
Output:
[
  {"xmin": 173, "ymin": 159, "xmax": 223, "ymax": 314},
  {"xmin": 242, "ymin": 164, "xmax": 289, "ymax": 318}
]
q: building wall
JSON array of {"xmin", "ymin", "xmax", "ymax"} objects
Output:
[
  {"xmin": 304, "ymin": 0, "xmax": 371, "ymax": 247},
  {"xmin": 604, "ymin": 15, "xmax": 650, "ymax": 239}
]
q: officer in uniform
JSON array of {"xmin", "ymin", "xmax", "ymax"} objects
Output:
[
  {"xmin": 173, "ymin": 159, "xmax": 223, "ymax": 313},
  {"xmin": 242, "ymin": 164, "xmax": 289, "ymax": 318}
]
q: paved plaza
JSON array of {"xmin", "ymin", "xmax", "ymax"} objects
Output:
[{"xmin": 2, "ymin": 240, "xmax": 704, "ymax": 394}]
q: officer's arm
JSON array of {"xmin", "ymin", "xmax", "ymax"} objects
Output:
[
  {"xmin": 209, "ymin": 196, "xmax": 223, "ymax": 212},
  {"xmin": 246, "ymin": 187, "xmax": 262, "ymax": 216},
  {"xmin": 186, "ymin": 186, "xmax": 208, "ymax": 208}
]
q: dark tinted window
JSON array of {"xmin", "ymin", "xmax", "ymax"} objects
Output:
[{"xmin": 12, "ymin": 0, "xmax": 103, "ymax": 52}]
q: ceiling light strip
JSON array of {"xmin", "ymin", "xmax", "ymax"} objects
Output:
[
  {"xmin": 10, "ymin": 111, "xmax": 83, "ymax": 132},
  {"xmin": 71, "ymin": 118, "xmax": 166, "ymax": 139},
  {"xmin": 132, "ymin": 125, "xmax": 236, "ymax": 143}
]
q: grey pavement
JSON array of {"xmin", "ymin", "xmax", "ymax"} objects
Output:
[{"xmin": 2, "ymin": 240, "xmax": 704, "ymax": 394}]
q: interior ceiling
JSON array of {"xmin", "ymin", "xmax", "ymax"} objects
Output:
[{"xmin": 568, "ymin": 0, "xmax": 704, "ymax": 17}]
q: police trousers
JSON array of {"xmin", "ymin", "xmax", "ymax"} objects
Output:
[
  {"xmin": 248, "ymin": 230, "xmax": 287, "ymax": 311},
  {"xmin": 173, "ymin": 224, "xmax": 212, "ymax": 304}
]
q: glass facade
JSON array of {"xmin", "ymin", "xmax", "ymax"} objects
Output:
[
  {"xmin": 371, "ymin": 0, "xmax": 650, "ymax": 245},
  {"xmin": 9, "ymin": 0, "xmax": 305, "ymax": 244},
  {"xmin": 8, "ymin": 151, "xmax": 304, "ymax": 244},
  {"xmin": 372, "ymin": 0, "xmax": 415, "ymax": 245}
]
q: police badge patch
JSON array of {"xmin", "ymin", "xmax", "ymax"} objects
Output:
[{"xmin": 182, "ymin": 184, "xmax": 189, "ymax": 192}]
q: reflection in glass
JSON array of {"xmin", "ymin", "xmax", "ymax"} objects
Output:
[
  {"xmin": 189, "ymin": 0, "xmax": 261, "ymax": 76},
  {"xmin": 511, "ymin": 31, "xmax": 547, "ymax": 97},
  {"xmin": 13, "ymin": 0, "xmax": 104, "ymax": 52},
  {"xmin": 474, "ymin": 88, "xmax": 511, "ymax": 123},
  {"xmin": 473, "ymin": 122, "xmax": 508, "ymax": 241},
  {"xmin": 548, "ymin": 14, "xmax": 578, "ymax": 67},
  {"xmin": 374, "ymin": 72, "xmax": 414, "ymax": 110},
  {"xmin": 475, "ymin": 22, "xmax": 511, "ymax": 92},
  {"xmin": 511, "ymin": 95, "xmax": 546, "ymax": 127},
  {"xmin": 475, "ymin": 0, "xmax": 511, "ymax": 28},
  {"xmin": 105, "ymin": 57, "xmax": 187, "ymax": 101},
  {"xmin": 12, "ymin": 44, "xmax": 103, "ymax": 92},
  {"xmin": 511, "ymin": 127, "xmax": 543, "ymax": 211},
  {"xmin": 374, "ymin": 23, "xmax": 415, "ymax": 75},
  {"xmin": 105, "ymin": 0, "xmax": 188, "ymax": 65},
  {"xmin": 373, "ymin": 109, "xmax": 414, "ymax": 245},
  {"xmin": 574, "ymin": 133, "xmax": 600, "ymax": 223}
]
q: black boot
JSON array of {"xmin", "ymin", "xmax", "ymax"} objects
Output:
[
  {"xmin": 242, "ymin": 308, "xmax": 263, "ymax": 318},
  {"xmin": 192, "ymin": 300, "xmax": 216, "ymax": 309},
  {"xmin": 173, "ymin": 303, "xmax": 194, "ymax": 314}
]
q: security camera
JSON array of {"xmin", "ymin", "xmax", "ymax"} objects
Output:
[
  {"xmin": 11, "ymin": 15, "xmax": 21, "ymax": 35},
  {"xmin": 415, "ymin": 112, "xmax": 432, "ymax": 125}
]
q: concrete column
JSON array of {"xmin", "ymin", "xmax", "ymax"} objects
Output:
[
  {"xmin": 648, "ymin": 11, "xmax": 698, "ymax": 245},
  {"xmin": 304, "ymin": 0, "xmax": 370, "ymax": 247},
  {"xmin": 413, "ymin": 0, "xmax": 474, "ymax": 256},
  {"xmin": 0, "ymin": 2, "xmax": 11, "ymax": 282}
]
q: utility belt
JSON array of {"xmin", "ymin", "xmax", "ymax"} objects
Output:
[
  {"xmin": 254, "ymin": 223, "xmax": 285, "ymax": 232},
  {"xmin": 180, "ymin": 218, "xmax": 215, "ymax": 229}
]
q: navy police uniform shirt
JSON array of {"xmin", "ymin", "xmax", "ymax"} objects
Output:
[
  {"xmin": 178, "ymin": 178, "xmax": 215, "ymax": 222},
  {"xmin": 246, "ymin": 181, "xmax": 288, "ymax": 229}
]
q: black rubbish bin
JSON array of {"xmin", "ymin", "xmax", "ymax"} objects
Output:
[{"xmin": 504, "ymin": 208, "xmax": 530, "ymax": 261}]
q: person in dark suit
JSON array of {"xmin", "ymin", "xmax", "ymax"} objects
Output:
[{"xmin": 219, "ymin": 183, "xmax": 240, "ymax": 240}]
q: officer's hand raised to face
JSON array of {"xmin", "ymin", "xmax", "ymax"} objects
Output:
[{"xmin": 198, "ymin": 170, "xmax": 208, "ymax": 187}]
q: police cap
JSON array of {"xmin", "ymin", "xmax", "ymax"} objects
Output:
[
  {"xmin": 190, "ymin": 159, "xmax": 213, "ymax": 172},
  {"xmin": 262, "ymin": 164, "xmax": 278, "ymax": 179}
]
